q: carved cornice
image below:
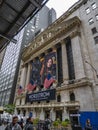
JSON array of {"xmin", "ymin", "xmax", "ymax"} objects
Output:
[
  {"xmin": 56, "ymin": 78, "xmax": 92, "ymax": 92},
  {"xmin": 22, "ymin": 16, "xmax": 81, "ymax": 63},
  {"xmin": 16, "ymin": 101, "xmax": 80, "ymax": 109}
]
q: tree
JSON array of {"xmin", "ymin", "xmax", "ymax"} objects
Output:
[{"xmin": 4, "ymin": 104, "xmax": 15, "ymax": 114}]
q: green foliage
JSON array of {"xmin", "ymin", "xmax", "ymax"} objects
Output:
[
  {"xmin": 53, "ymin": 121, "xmax": 59, "ymax": 127},
  {"xmin": 4, "ymin": 104, "xmax": 15, "ymax": 114},
  {"xmin": 64, "ymin": 119, "xmax": 70, "ymax": 124},
  {"xmin": 61, "ymin": 121, "xmax": 68, "ymax": 127},
  {"xmin": 57, "ymin": 118, "xmax": 61, "ymax": 124},
  {"xmin": 53, "ymin": 118, "xmax": 61, "ymax": 127},
  {"xmin": 33, "ymin": 118, "xmax": 39, "ymax": 125},
  {"xmin": 53, "ymin": 118, "xmax": 70, "ymax": 128}
]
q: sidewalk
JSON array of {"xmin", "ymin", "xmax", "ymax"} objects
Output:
[{"xmin": 0, "ymin": 124, "xmax": 6, "ymax": 130}]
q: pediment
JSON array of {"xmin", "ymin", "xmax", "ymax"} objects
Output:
[{"xmin": 22, "ymin": 16, "xmax": 81, "ymax": 62}]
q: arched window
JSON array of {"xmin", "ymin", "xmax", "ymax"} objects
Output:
[
  {"xmin": 57, "ymin": 94, "xmax": 61, "ymax": 102},
  {"xmin": 70, "ymin": 92, "xmax": 75, "ymax": 101}
]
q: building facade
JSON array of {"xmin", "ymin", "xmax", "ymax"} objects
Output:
[
  {"xmin": 0, "ymin": 6, "xmax": 56, "ymax": 106},
  {"xmin": 22, "ymin": 6, "xmax": 56, "ymax": 47},
  {"xmin": 15, "ymin": 0, "xmax": 98, "ymax": 124},
  {"xmin": 0, "ymin": 49, "xmax": 6, "ymax": 69},
  {"xmin": 0, "ymin": 29, "xmax": 24, "ymax": 106}
]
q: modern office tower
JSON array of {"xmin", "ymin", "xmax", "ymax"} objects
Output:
[
  {"xmin": 0, "ymin": 6, "xmax": 56, "ymax": 106},
  {"xmin": 15, "ymin": 0, "xmax": 98, "ymax": 127},
  {"xmin": 0, "ymin": 49, "xmax": 6, "ymax": 69},
  {"xmin": 22, "ymin": 6, "xmax": 56, "ymax": 47},
  {"xmin": 0, "ymin": 29, "xmax": 24, "ymax": 106},
  {"xmin": 48, "ymin": 8, "xmax": 56, "ymax": 25}
]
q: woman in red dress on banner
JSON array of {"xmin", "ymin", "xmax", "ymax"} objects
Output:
[{"xmin": 40, "ymin": 55, "xmax": 56, "ymax": 89}]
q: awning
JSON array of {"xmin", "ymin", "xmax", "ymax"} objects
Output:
[{"xmin": 0, "ymin": 0, "xmax": 49, "ymax": 52}]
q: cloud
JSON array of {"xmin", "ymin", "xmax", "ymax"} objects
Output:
[{"xmin": 46, "ymin": 0, "xmax": 79, "ymax": 18}]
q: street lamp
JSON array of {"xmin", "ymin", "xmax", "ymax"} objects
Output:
[{"xmin": 85, "ymin": 60, "xmax": 98, "ymax": 78}]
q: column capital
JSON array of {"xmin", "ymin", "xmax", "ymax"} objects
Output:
[
  {"xmin": 70, "ymin": 29, "xmax": 81, "ymax": 39},
  {"xmin": 22, "ymin": 63, "xmax": 28, "ymax": 68},
  {"xmin": 28, "ymin": 61, "xmax": 32, "ymax": 64},
  {"xmin": 60, "ymin": 39, "xmax": 65, "ymax": 44},
  {"xmin": 52, "ymin": 46, "xmax": 57, "ymax": 52}
]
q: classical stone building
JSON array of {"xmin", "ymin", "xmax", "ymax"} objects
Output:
[{"xmin": 15, "ymin": 0, "xmax": 98, "ymax": 124}]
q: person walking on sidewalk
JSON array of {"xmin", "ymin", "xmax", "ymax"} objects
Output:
[
  {"xmin": 24, "ymin": 117, "xmax": 34, "ymax": 130},
  {"xmin": 85, "ymin": 119, "xmax": 92, "ymax": 130},
  {"xmin": 5, "ymin": 116, "xmax": 22, "ymax": 130}
]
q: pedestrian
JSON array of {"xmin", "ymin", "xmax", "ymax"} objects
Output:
[
  {"xmin": 44, "ymin": 115, "xmax": 52, "ymax": 130},
  {"xmin": 0, "ymin": 118, "xmax": 2, "ymax": 126},
  {"xmin": 24, "ymin": 117, "xmax": 34, "ymax": 130},
  {"xmin": 18, "ymin": 118, "xmax": 24, "ymax": 129},
  {"xmin": 5, "ymin": 116, "xmax": 22, "ymax": 130},
  {"xmin": 85, "ymin": 119, "xmax": 92, "ymax": 130}
]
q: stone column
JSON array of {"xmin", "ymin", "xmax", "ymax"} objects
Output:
[
  {"xmin": 33, "ymin": 108, "xmax": 36, "ymax": 118},
  {"xmin": 61, "ymin": 40, "xmax": 69, "ymax": 84},
  {"xmin": 51, "ymin": 108, "xmax": 55, "ymax": 121},
  {"xmin": 21, "ymin": 98, "xmax": 25, "ymax": 105},
  {"xmin": 20, "ymin": 109, "xmax": 23, "ymax": 117},
  {"xmin": 39, "ymin": 54, "xmax": 45, "ymax": 85},
  {"xmin": 62, "ymin": 107, "xmax": 69, "ymax": 121},
  {"xmin": 71, "ymin": 35, "xmax": 85, "ymax": 79},
  {"xmin": 14, "ymin": 108, "xmax": 18, "ymax": 115},
  {"xmin": 40, "ymin": 108, "xmax": 44, "ymax": 120},
  {"xmin": 26, "ymin": 108, "xmax": 29, "ymax": 118},
  {"xmin": 52, "ymin": 47, "xmax": 58, "ymax": 83},
  {"xmin": 20, "ymin": 65, "xmax": 27, "ymax": 88},
  {"xmin": 25, "ymin": 62, "xmax": 31, "ymax": 86}
]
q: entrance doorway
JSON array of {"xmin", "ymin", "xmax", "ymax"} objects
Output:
[
  {"xmin": 69, "ymin": 110, "xmax": 79, "ymax": 126},
  {"xmin": 56, "ymin": 110, "xmax": 62, "ymax": 121},
  {"xmin": 45, "ymin": 110, "xmax": 50, "ymax": 119}
]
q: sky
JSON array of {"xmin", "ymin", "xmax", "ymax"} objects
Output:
[{"xmin": 46, "ymin": 0, "xmax": 79, "ymax": 18}]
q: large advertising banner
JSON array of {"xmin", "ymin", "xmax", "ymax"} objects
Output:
[
  {"xmin": 31, "ymin": 51, "xmax": 56, "ymax": 89},
  {"xmin": 26, "ymin": 89, "xmax": 56, "ymax": 102},
  {"xmin": 40, "ymin": 52, "xmax": 56, "ymax": 89},
  {"xmin": 31, "ymin": 58, "xmax": 42, "ymax": 86}
]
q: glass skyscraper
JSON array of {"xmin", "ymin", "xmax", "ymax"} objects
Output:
[
  {"xmin": 22, "ymin": 6, "xmax": 56, "ymax": 47},
  {"xmin": 0, "ymin": 29, "xmax": 24, "ymax": 106}
]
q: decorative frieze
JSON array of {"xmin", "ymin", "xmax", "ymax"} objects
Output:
[
  {"xmin": 22, "ymin": 16, "xmax": 81, "ymax": 63},
  {"xmin": 15, "ymin": 101, "xmax": 80, "ymax": 109}
]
